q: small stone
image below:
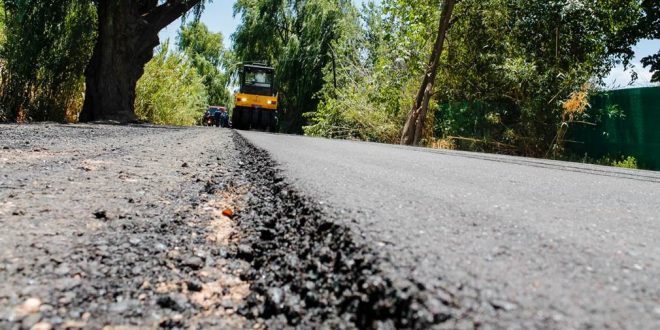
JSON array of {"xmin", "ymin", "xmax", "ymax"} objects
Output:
[
  {"xmin": 54, "ymin": 264, "xmax": 71, "ymax": 276},
  {"xmin": 167, "ymin": 250, "xmax": 182, "ymax": 260},
  {"xmin": 490, "ymin": 299, "xmax": 517, "ymax": 311},
  {"xmin": 22, "ymin": 313, "xmax": 42, "ymax": 328},
  {"xmin": 181, "ymin": 162, "xmax": 189, "ymax": 168},
  {"xmin": 182, "ymin": 256, "xmax": 204, "ymax": 270},
  {"xmin": 221, "ymin": 299, "xmax": 234, "ymax": 309},
  {"xmin": 268, "ymin": 287, "xmax": 284, "ymax": 306},
  {"xmin": 54, "ymin": 278, "xmax": 81, "ymax": 290},
  {"xmin": 131, "ymin": 266, "xmax": 142, "ymax": 275},
  {"xmin": 186, "ymin": 280, "xmax": 203, "ymax": 292},
  {"xmin": 61, "ymin": 320, "xmax": 85, "ymax": 329},
  {"xmin": 31, "ymin": 322, "xmax": 53, "ymax": 330},
  {"xmin": 19, "ymin": 298, "xmax": 42, "ymax": 315},
  {"xmin": 237, "ymin": 245, "xmax": 253, "ymax": 261},
  {"xmin": 157, "ymin": 294, "xmax": 187, "ymax": 311},
  {"xmin": 109, "ymin": 300, "xmax": 136, "ymax": 313}
]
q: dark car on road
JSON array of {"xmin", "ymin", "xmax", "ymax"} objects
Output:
[{"xmin": 202, "ymin": 106, "xmax": 229, "ymax": 127}]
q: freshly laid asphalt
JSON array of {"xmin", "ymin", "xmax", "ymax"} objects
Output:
[{"xmin": 239, "ymin": 131, "xmax": 660, "ymax": 330}]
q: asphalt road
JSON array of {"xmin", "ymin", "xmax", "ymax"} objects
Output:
[{"xmin": 240, "ymin": 131, "xmax": 660, "ymax": 329}]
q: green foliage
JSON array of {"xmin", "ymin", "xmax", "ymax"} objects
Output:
[
  {"xmin": 305, "ymin": 1, "xmax": 408, "ymax": 143},
  {"xmin": 611, "ymin": 156, "xmax": 639, "ymax": 169},
  {"xmin": 135, "ymin": 42, "xmax": 208, "ymax": 126},
  {"xmin": 307, "ymin": 0, "xmax": 650, "ymax": 158},
  {"xmin": 0, "ymin": 2, "xmax": 5, "ymax": 46},
  {"xmin": 0, "ymin": 0, "xmax": 96, "ymax": 122},
  {"xmin": 620, "ymin": 0, "xmax": 659, "ymax": 82},
  {"xmin": 431, "ymin": 0, "xmax": 646, "ymax": 156},
  {"xmin": 177, "ymin": 22, "xmax": 232, "ymax": 106},
  {"xmin": 233, "ymin": 0, "xmax": 356, "ymax": 133}
]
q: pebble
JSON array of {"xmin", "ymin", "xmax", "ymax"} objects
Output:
[
  {"xmin": 268, "ymin": 287, "xmax": 284, "ymax": 306},
  {"xmin": 182, "ymin": 256, "xmax": 204, "ymax": 270},
  {"xmin": 54, "ymin": 264, "xmax": 71, "ymax": 276},
  {"xmin": 19, "ymin": 298, "xmax": 42, "ymax": 315},
  {"xmin": 157, "ymin": 294, "xmax": 187, "ymax": 311},
  {"xmin": 22, "ymin": 313, "xmax": 42, "ymax": 328},
  {"xmin": 237, "ymin": 245, "xmax": 254, "ymax": 261},
  {"xmin": 31, "ymin": 322, "xmax": 53, "ymax": 330},
  {"xmin": 490, "ymin": 299, "xmax": 517, "ymax": 312}
]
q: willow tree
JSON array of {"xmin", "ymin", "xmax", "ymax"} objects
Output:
[
  {"xmin": 79, "ymin": 0, "xmax": 207, "ymax": 123},
  {"xmin": 400, "ymin": 0, "xmax": 456, "ymax": 146}
]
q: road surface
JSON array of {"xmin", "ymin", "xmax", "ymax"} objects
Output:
[
  {"xmin": 2, "ymin": 124, "xmax": 659, "ymax": 329},
  {"xmin": 240, "ymin": 130, "xmax": 660, "ymax": 330}
]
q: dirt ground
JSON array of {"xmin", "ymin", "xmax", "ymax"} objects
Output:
[{"xmin": 0, "ymin": 124, "xmax": 254, "ymax": 329}]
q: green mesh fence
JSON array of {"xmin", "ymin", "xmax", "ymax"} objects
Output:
[{"xmin": 568, "ymin": 86, "xmax": 660, "ymax": 170}]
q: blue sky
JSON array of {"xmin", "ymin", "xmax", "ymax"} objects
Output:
[{"xmin": 159, "ymin": 0, "xmax": 659, "ymax": 87}]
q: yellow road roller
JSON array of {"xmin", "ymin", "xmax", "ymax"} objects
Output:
[{"xmin": 232, "ymin": 64, "xmax": 278, "ymax": 131}]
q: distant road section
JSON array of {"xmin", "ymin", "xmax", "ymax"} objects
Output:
[{"xmin": 240, "ymin": 131, "xmax": 660, "ymax": 330}]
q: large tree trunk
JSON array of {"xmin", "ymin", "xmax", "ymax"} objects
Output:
[
  {"xmin": 79, "ymin": 0, "xmax": 202, "ymax": 123},
  {"xmin": 400, "ymin": 0, "xmax": 456, "ymax": 145}
]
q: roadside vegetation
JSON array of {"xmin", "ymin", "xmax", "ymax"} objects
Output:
[
  {"xmin": 0, "ymin": 1, "xmax": 231, "ymax": 126},
  {"xmin": 134, "ymin": 42, "xmax": 208, "ymax": 126},
  {"xmin": 0, "ymin": 0, "xmax": 657, "ymax": 165},
  {"xmin": 232, "ymin": 0, "xmax": 658, "ymax": 162},
  {"xmin": 134, "ymin": 23, "xmax": 233, "ymax": 126}
]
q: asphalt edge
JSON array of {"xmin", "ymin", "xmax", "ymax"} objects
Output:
[{"xmin": 230, "ymin": 131, "xmax": 455, "ymax": 329}]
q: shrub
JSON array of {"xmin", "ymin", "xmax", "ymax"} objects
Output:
[
  {"xmin": 611, "ymin": 156, "xmax": 639, "ymax": 169},
  {"xmin": 135, "ymin": 43, "xmax": 208, "ymax": 126}
]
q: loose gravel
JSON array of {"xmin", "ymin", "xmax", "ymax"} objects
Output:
[
  {"xmin": 0, "ymin": 124, "xmax": 454, "ymax": 330},
  {"xmin": 229, "ymin": 133, "xmax": 454, "ymax": 329}
]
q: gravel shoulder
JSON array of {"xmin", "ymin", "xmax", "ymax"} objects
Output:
[{"xmin": 0, "ymin": 124, "xmax": 252, "ymax": 329}]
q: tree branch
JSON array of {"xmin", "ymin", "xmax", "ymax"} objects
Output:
[{"xmin": 143, "ymin": 0, "xmax": 203, "ymax": 32}]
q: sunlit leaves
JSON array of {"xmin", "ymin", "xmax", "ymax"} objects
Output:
[
  {"xmin": 135, "ymin": 42, "xmax": 208, "ymax": 126},
  {"xmin": 233, "ymin": 0, "xmax": 355, "ymax": 132},
  {"xmin": 0, "ymin": 0, "xmax": 96, "ymax": 122},
  {"xmin": 177, "ymin": 22, "xmax": 232, "ymax": 106}
]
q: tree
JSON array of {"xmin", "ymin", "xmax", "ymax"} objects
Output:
[
  {"xmin": 638, "ymin": 0, "xmax": 659, "ymax": 82},
  {"xmin": 177, "ymin": 21, "xmax": 232, "ymax": 106},
  {"xmin": 79, "ymin": 0, "xmax": 207, "ymax": 123},
  {"xmin": 233, "ymin": 0, "xmax": 355, "ymax": 133},
  {"xmin": 0, "ymin": 0, "xmax": 96, "ymax": 122},
  {"xmin": 400, "ymin": 0, "xmax": 456, "ymax": 145},
  {"xmin": 135, "ymin": 42, "xmax": 208, "ymax": 125}
]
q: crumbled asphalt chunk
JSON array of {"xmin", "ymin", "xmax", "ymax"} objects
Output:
[
  {"xmin": 231, "ymin": 133, "xmax": 454, "ymax": 329},
  {"xmin": 157, "ymin": 294, "xmax": 187, "ymax": 311},
  {"xmin": 186, "ymin": 280, "xmax": 203, "ymax": 292},
  {"xmin": 93, "ymin": 210, "xmax": 108, "ymax": 220}
]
